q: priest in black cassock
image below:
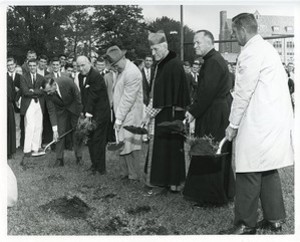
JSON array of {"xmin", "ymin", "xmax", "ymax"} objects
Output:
[
  {"xmin": 143, "ymin": 31, "xmax": 190, "ymax": 194},
  {"xmin": 184, "ymin": 30, "xmax": 235, "ymax": 205}
]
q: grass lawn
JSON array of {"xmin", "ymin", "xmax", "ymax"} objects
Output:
[{"xmin": 7, "ymin": 144, "xmax": 294, "ymax": 235}]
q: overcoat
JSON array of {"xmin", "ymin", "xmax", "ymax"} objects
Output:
[
  {"xmin": 229, "ymin": 35, "xmax": 294, "ymax": 172},
  {"xmin": 113, "ymin": 59, "xmax": 144, "ymax": 155}
]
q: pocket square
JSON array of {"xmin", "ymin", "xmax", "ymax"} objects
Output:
[{"xmin": 85, "ymin": 85, "xmax": 90, "ymax": 88}]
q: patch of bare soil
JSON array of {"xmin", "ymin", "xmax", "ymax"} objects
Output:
[{"xmin": 40, "ymin": 195, "xmax": 91, "ymax": 219}]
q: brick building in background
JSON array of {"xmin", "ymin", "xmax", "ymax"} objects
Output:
[{"xmin": 219, "ymin": 10, "xmax": 294, "ymax": 64}]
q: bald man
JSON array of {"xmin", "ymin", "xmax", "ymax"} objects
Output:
[
  {"xmin": 77, "ymin": 56, "xmax": 110, "ymax": 175},
  {"xmin": 184, "ymin": 30, "xmax": 234, "ymax": 205}
]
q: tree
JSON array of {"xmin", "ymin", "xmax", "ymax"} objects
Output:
[
  {"xmin": 147, "ymin": 16, "xmax": 195, "ymax": 62},
  {"xmin": 62, "ymin": 6, "xmax": 98, "ymax": 57},
  {"xmin": 7, "ymin": 6, "xmax": 81, "ymax": 64},
  {"xmin": 92, "ymin": 5, "xmax": 150, "ymax": 60}
]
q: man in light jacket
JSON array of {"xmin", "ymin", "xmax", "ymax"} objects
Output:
[
  {"xmin": 220, "ymin": 13, "xmax": 294, "ymax": 235},
  {"xmin": 105, "ymin": 46, "xmax": 144, "ymax": 181}
]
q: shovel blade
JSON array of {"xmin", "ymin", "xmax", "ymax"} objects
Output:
[
  {"xmin": 31, "ymin": 151, "xmax": 46, "ymax": 157},
  {"xmin": 107, "ymin": 142, "xmax": 124, "ymax": 151}
]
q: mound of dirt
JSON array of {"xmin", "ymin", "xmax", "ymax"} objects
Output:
[
  {"xmin": 126, "ymin": 205, "xmax": 151, "ymax": 215},
  {"xmin": 40, "ymin": 195, "xmax": 91, "ymax": 219}
]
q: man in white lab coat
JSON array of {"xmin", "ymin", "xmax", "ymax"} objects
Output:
[{"xmin": 220, "ymin": 13, "xmax": 294, "ymax": 234}]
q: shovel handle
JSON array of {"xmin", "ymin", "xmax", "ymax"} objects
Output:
[
  {"xmin": 44, "ymin": 128, "xmax": 74, "ymax": 153},
  {"xmin": 216, "ymin": 137, "xmax": 227, "ymax": 155},
  {"xmin": 115, "ymin": 129, "xmax": 119, "ymax": 144}
]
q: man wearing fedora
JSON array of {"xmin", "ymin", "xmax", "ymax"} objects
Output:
[
  {"xmin": 142, "ymin": 31, "xmax": 190, "ymax": 194},
  {"xmin": 105, "ymin": 46, "xmax": 144, "ymax": 182},
  {"xmin": 76, "ymin": 56, "xmax": 110, "ymax": 175}
]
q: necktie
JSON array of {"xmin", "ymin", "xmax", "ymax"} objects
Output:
[
  {"xmin": 32, "ymin": 74, "xmax": 36, "ymax": 85},
  {"xmin": 146, "ymin": 69, "xmax": 150, "ymax": 83},
  {"xmin": 32, "ymin": 75, "xmax": 38, "ymax": 102}
]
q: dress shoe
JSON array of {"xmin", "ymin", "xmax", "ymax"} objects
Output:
[
  {"xmin": 218, "ymin": 224, "xmax": 256, "ymax": 235},
  {"xmin": 53, "ymin": 159, "xmax": 64, "ymax": 167},
  {"xmin": 145, "ymin": 187, "xmax": 168, "ymax": 197},
  {"xmin": 86, "ymin": 166, "xmax": 95, "ymax": 172},
  {"xmin": 90, "ymin": 170, "xmax": 106, "ymax": 176},
  {"xmin": 98, "ymin": 170, "xmax": 107, "ymax": 175},
  {"xmin": 256, "ymin": 219, "xmax": 282, "ymax": 232},
  {"xmin": 120, "ymin": 175, "xmax": 129, "ymax": 180},
  {"xmin": 23, "ymin": 152, "xmax": 31, "ymax": 158}
]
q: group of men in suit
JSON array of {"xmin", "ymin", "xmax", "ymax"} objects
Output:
[{"xmin": 8, "ymin": 50, "xmax": 115, "ymax": 176}]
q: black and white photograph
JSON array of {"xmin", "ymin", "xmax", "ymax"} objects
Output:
[{"xmin": 2, "ymin": 0, "xmax": 299, "ymax": 240}]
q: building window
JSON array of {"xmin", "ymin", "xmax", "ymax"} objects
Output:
[
  {"xmin": 286, "ymin": 26, "xmax": 293, "ymax": 32},
  {"xmin": 272, "ymin": 26, "xmax": 280, "ymax": 32},
  {"xmin": 287, "ymin": 41, "xmax": 295, "ymax": 48},
  {"xmin": 273, "ymin": 41, "xmax": 282, "ymax": 48}
]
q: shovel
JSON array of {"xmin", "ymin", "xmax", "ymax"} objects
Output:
[
  {"xmin": 216, "ymin": 137, "xmax": 228, "ymax": 156},
  {"xmin": 31, "ymin": 128, "xmax": 74, "ymax": 157},
  {"xmin": 123, "ymin": 125, "xmax": 148, "ymax": 135},
  {"xmin": 107, "ymin": 129, "xmax": 124, "ymax": 151}
]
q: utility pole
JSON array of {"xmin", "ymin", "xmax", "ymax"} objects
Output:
[{"xmin": 180, "ymin": 5, "xmax": 184, "ymax": 61}]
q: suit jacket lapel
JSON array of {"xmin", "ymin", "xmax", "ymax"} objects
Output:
[{"xmin": 58, "ymin": 82, "xmax": 66, "ymax": 102}]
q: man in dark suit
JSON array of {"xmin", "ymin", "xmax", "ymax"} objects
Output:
[
  {"xmin": 47, "ymin": 57, "xmax": 69, "ymax": 79},
  {"xmin": 183, "ymin": 61, "xmax": 196, "ymax": 102},
  {"xmin": 96, "ymin": 57, "xmax": 110, "ymax": 76},
  {"xmin": 22, "ymin": 50, "xmax": 37, "ymax": 76},
  {"xmin": 7, "ymin": 58, "xmax": 17, "ymax": 158},
  {"xmin": 37, "ymin": 55, "xmax": 50, "ymax": 77},
  {"xmin": 96, "ymin": 57, "xmax": 115, "ymax": 142},
  {"xmin": 42, "ymin": 76, "xmax": 83, "ymax": 166},
  {"xmin": 141, "ymin": 55, "xmax": 154, "ymax": 106},
  {"xmin": 76, "ymin": 55, "xmax": 110, "ymax": 175},
  {"xmin": 20, "ymin": 58, "xmax": 57, "ymax": 158},
  {"xmin": 59, "ymin": 54, "xmax": 67, "ymax": 73},
  {"xmin": 36, "ymin": 54, "xmax": 52, "ymax": 146},
  {"xmin": 44, "ymin": 57, "xmax": 69, "ymax": 146},
  {"xmin": 7, "ymin": 57, "xmax": 22, "ymax": 149}
]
